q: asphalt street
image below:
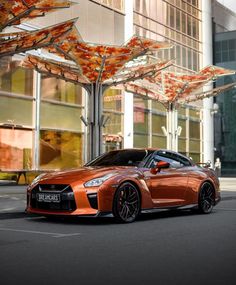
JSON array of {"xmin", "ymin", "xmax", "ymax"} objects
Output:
[{"xmin": 0, "ymin": 178, "xmax": 236, "ymax": 285}]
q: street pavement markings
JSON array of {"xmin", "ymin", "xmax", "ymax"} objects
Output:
[
  {"xmin": 0, "ymin": 208, "xmax": 15, "ymax": 212},
  {"xmin": 0, "ymin": 227, "xmax": 81, "ymax": 238},
  {"xmin": 216, "ymin": 208, "xmax": 236, "ymax": 211}
]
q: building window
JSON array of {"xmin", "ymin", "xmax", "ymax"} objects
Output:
[
  {"xmin": 41, "ymin": 77, "xmax": 82, "ymax": 105},
  {"xmin": 103, "ymin": 88, "xmax": 124, "ymax": 152},
  {"xmin": 40, "ymin": 130, "xmax": 83, "ymax": 170},
  {"xmin": 0, "ymin": 58, "xmax": 33, "ymax": 97},
  {"xmin": 0, "ymin": 96, "xmax": 33, "ymax": 127},
  {"xmin": 0, "ymin": 128, "xmax": 33, "ymax": 170},
  {"xmin": 93, "ymin": 0, "xmax": 125, "ymax": 13},
  {"xmin": 40, "ymin": 102, "xmax": 83, "ymax": 132}
]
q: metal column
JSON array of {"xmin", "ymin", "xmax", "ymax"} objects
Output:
[
  {"xmin": 166, "ymin": 103, "xmax": 178, "ymax": 152},
  {"xmin": 87, "ymin": 83, "xmax": 106, "ymax": 161}
]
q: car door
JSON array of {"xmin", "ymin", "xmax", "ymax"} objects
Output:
[{"xmin": 144, "ymin": 151, "xmax": 190, "ymax": 207}]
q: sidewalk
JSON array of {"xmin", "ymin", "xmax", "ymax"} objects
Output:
[{"xmin": 219, "ymin": 177, "xmax": 236, "ymax": 191}]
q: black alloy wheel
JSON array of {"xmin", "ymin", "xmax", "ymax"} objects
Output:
[
  {"xmin": 198, "ymin": 182, "xmax": 215, "ymax": 214},
  {"xmin": 113, "ymin": 182, "xmax": 141, "ymax": 223}
]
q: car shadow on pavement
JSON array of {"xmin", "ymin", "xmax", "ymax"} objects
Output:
[
  {"xmin": 0, "ymin": 211, "xmax": 27, "ymax": 220},
  {"xmin": 26, "ymin": 215, "xmax": 116, "ymax": 226},
  {"xmin": 23, "ymin": 209, "xmax": 217, "ymax": 226},
  {"xmin": 137, "ymin": 209, "xmax": 201, "ymax": 222}
]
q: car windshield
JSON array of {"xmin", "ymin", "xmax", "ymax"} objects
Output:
[{"xmin": 85, "ymin": 149, "xmax": 153, "ymax": 167}]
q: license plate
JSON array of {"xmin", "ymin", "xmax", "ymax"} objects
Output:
[{"xmin": 36, "ymin": 193, "xmax": 60, "ymax": 203}]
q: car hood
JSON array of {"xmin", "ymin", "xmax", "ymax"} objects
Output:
[{"xmin": 37, "ymin": 166, "xmax": 137, "ymax": 184}]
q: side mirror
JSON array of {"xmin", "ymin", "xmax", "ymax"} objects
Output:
[{"xmin": 150, "ymin": 161, "xmax": 170, "ymax": 174}]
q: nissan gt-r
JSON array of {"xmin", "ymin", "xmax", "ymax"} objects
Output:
[{"xmin": 26, "ymin": 149, "xmax": 221, "ymax": 223}]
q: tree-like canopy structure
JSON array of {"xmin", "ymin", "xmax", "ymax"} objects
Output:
[
  {"xmin": 0, "ymin": 0, "xmax": 75, "ymax": 60},
  {"xmin": 21, "ymin": 25, "xmax": 174, "ymax": 159},
  {"xmin": 0, "ymin": 0, "xmax": 72, "ymax": 32},
  {"xmin": 0, "ymin": 18, "xmax": 77, "ymax": 58},
  {"xmin": 120, "ymin": 65, "xmax": 236, "ymax": 152},
  {"xmin": 22, "ymin": 34, "xmax": 173, "ymax": 85},
  {"xmin": 121, "ymin": 65, "xmax": 236, "ymax": 108}
]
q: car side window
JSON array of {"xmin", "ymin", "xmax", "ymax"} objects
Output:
[
  {"xmin": 148, "ymin": 154, "xmax": 179, "ymax": 169},
  {"xmin": 172, "ymin": 153, "xmax": 192, "ymax": 167},
  {"xmin": 148, "ymin": 151, "xmax": 191, "ymax": 169}
]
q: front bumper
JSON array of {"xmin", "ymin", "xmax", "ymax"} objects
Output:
[
  {"xmin": 26, "ymin": 206, "xmax": 98, "ymax": 216},
  {"xmin": 26, "ymin": 183, "xmax": 100, "ymax": 216}
]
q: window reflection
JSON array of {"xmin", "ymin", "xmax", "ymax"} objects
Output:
[
  {"xmin": 40, "ymin": 102, "xmax": 82, "ymax": 131},
  {"xmin": 41, "ymin": 76, "xmax": 82, "ymax": 105},
  {"xmin": 0, "ymin": 128, "xmax": 32, "ymax": 170},
  {"xmin": 40, "ymin": 130, "xmax": 83, "ymax": 170},
  {"xmin": 103, "ymin": 88, "xmax": 123, "ymax": 151},
  {"xmin": 133, "ymin": 0, "xmax": 201, "ymax": 71},
  {"xmin": 94, "ymin": 0, "xmax": 124, "ymax": 12},
  {"xmin": 0, "ymin": 58, "xmax": 33, "ymax": 96},
  {"xmin": 0, "ymin": 96, "xmax": 33, "ymax": 127},
  {"xmin": 134, "ymin": 97, "xmax": 149, "ymax": 133}
]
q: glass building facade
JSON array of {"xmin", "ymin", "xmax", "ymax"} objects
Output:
[
  {"xmin": 0, "ymin": 0, "xmax": 204, "ymax": 179},
  {"xmin": 214, "ymin": 30, "xmax": 236, "ymax": 176},
  {"xmin": 0, "ymin": 0, "xmax": 125, "ymax": 175},
  {"xmin": 133, "ymin": 0, "xmax": 203, "ymax": 161}
]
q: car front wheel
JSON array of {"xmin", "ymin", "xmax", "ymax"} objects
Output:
[{"xmin": 113, "ymin": 182, "xmax": 140, "ymax": 223}]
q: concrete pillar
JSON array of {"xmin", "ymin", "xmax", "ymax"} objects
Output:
[
  {"xmin": 202, "ymin": 0, "xmax": 214, "ymax": 165},
  {"xmin": 123, "ymin": 0, "xmax": 134, "ymax": 148},
  {"xmin": 33, "ymin": 71, "xmax": 41, "ymax": 170},
  {"xmin": 88, "ymin": 83, "xmax": 104, "ymax": 160},
  {"xmin": 167, "ymin": 108, "xmax": 178, "ymax": 152}
]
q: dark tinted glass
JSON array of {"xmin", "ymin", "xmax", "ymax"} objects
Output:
[{"xmin": 85, "ymin": 150, "xmax": 151, "ymax": 167}]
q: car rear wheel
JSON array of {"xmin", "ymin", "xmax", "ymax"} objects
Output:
[
  {"xmin": 198, "ymin": 182, "xmax": 215, "ymax": 214},
  {"xmin": 113, "ymin": 182, "xmax": 140, "ymax": 223}
]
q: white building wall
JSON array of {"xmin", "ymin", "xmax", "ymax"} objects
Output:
[
  {"xmin": 213, "ymin": 1, "xmax": 236, "ymax": 32},
  {"xmin": 202, "ymin": 0, "xmax": 214, "ymax": 165},
  {"xmin": 123, "ymin": 0, "xmax": 134, "ymax": 148}
]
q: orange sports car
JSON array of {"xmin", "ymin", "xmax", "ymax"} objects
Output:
[{"xmin": 26, "ymin": 149, "xmax": 221, "ymax": 223}]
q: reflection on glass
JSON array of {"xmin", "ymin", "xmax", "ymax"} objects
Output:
[
  {"xmin": 178, "ymin": 138, "xmax": 186, "ymax": 152},
  {"xmin": 41, "ymin": 76, "xmax": 82, "ymax": 105},
  {"xmin": 103, "ymin": 88, "xmax": 123, "ymax": 150},
  {"xmin": 134, "ymin": 134, "xmax": 149, "ymax": 148},
  {"xmin": 152, "ymin": 135, "xmax": 166, "ymax": 148},
  {"xmin": 0, "ymin": 128, "xmax": 32, "ymax": 170},
  {"xmin": 190, "ymin": 121, "xmax": 200, "ymax": 139},
  {"xmin": 0, "ymin": 96, "xmax": 33, "ymax": 126},
  {"xmin": 152, "ymin": 114, "xmax": 166, "ymax": 134},
  {"xmin": 103, "ymin": 88, "xmax": 123, "ymax": 112},
  {"xmin": 189, "ymin": 153, "xmax": 200, "ymax": 163},
  {"xmin": 40, "ymin": 130, "xmax": 83, "ymax": 170},
  {"xmin": 0, "ymin": 58, "xmax": 33, "ymax": 96},
  {"xmin": 134, "ymin": 108, "xmax": 149, "ymax": 133},
  {"xmin": 40, "ymin": 102, "xmax": 82, "ymax": 131},
  {"xmin": 178, "ymin": 118, "xmax": 186, "ymax": 138},
  {"xmin": 103, "ymin": 112, "xmax": 123, "ymax": 135}
]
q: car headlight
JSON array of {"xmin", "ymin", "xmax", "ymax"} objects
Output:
[{"xmin": 84, "ymin": 173, "xmax": 116, "ymax": 187}]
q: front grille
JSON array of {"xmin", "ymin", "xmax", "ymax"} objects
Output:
[{"xmin": 30, "ymin": 184, "xmax": 76, "ymax": 211}]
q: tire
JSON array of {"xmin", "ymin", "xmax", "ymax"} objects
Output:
[
  {"xmin": 198, "ymin": 182, "xmax": 215, "ymax": 214},
  {"xmin": 113, "ymin": 182, "xmax": 141, "ymax": 223}
]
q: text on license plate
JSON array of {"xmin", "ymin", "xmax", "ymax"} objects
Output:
[{"xmin": 37, "ymin": 193, "xmax": 61, "ymax": 203}]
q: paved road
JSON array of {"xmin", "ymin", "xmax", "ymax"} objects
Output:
[{"xmin": 0, "ymin": 180, "xmax": 236, "ymax": 285}]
